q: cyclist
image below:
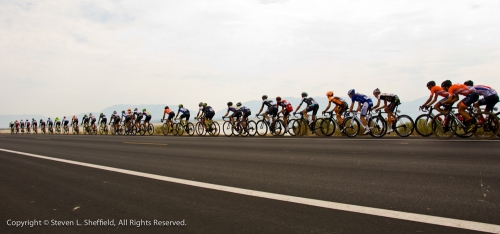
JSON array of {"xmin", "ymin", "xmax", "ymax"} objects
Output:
[
  {"xmin": 175, "ymin": 104, "xmax": 190, "ymax": 123},
  {"xmin": 162, "ymin": 106, "xmax": 175, "ymax": 130},
  {"xmin": 441, "ymin": 80, "xmax": 479, "ymax": 131},
  {"xmin": 464, "ymin": 80, "xmax": 499, "ymax": 113},
  {"xmin": 142, "ymin": 108, "xmax": 152, "ymax": 129},
  {"xmin": 294, "ymin": 92, "xmax": 319, "ymax": 134},
  {"xmin": 98, "ymin": 113, "xmax": 107, "ymax": 127},
  {"xmin": 372, "ymin": 89, "xmax": 400, "ymax": 133},
  {"xmin": 121, "ymin": 110, "xmax": 132, "ymax": 130},
  {"xmin": 47, "ymin": 118, "xmax": 53, "ymax": 132},
  {"xmin": 81, "ymin": 114, "xmax": 90, "ymax": 130},
  {"xmin": 25, "ymin": 119, "xmax": 31, "ymax": 133},
  {"xmin": 15, "ymin": 120, "xmax": 20, "ymax": 133},
  {"xmin": 276, "ymin": 96, "xmax": 293, "ymax": 133},
  {"xmin": 20, "ymin": 119, "xmax": 25, "ymax": 133},
  {"xmin": 222, "ymin": 102, "xmax": 241, "ymax": 127},
  {"xmin": 109, "ymin": 111, "xmax": 121, "ymax": 133},
  {"xmin": 196, "ymin": 102, "xmax": 204, "ymax": 119},
  {"xmin": 31, "ymin": 118, "xmax": 37, "ymax": 131},
  {"xmin": 89, "ymin": 113, "xmax": 97, "ymax": 131},
  {"xmin": 54, "ymin": 117, "xmax": 61, "ymax": 130},
  {"xmin": 256, "ymin": 95, "xmax": 278, "ymax": 127},
  {"xmin": 347, "ymin": 89, "xmax": 374, "ymax": 134},
  {"xmin": 62, "ymin": 116, "xmax": 69, "ymax": 130},
  {"xmin": 39, "ymin": 119, "xmax": 46, "ymax": 132},
  {"xmin": 201, "ymin": 103, "xmax": 215, "ymax": 126},
  {"xmin": 133, "ymin": 108, "xmax": 143, "ymax": 129},
  {"xmin": 237, "ymin": 102, "xmax": 251, "ymax": 130},
  {"xmin": 9, "ymin": 121, "xmax": 14, "ymax": 132},
  {"xmin": 420, "ymin": 81, "xmax": 450, "ymax": 114},
  {"xmin": 322, "ymin": 91, "xmax": 348, "ymax": 126}
]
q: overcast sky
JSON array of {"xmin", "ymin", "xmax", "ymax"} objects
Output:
[{"xmin": 1, "ymin": 0, "xmax": 499, "ymax": 116}]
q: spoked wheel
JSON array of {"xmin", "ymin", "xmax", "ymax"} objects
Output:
[
  {"xmin": 118, "ymin": 125, "xmax": 124, "ymax": 135},
  {"xmin": 147, "ymin": 124, "xmax": 154, "ymax": 135},
  {"xmin": 162, "ymin": 123, "xmax": 171, "ymax": 136},
  {"xmin": 256, "ymin": 120, "xmax": 268, "ymax": 136},
  {"xmin": 319, "ymin": 118, "xmax": 336, "ymax": 136},
  {"xmin": 431, "ymin": 114, "xmax": 455, "ymax": 139},
  {"xmin": 414, "ymin": 114, "xmax": 433, "ymax": 137},
  {"xmin": 368, "ymin": 116, "xmax": 386, "ymax": 138},
  {"xmin": 196, "ymin": 122, "xmax": 206, "ymax": 136},
  {"xmin": 271, "ymin": 120, "xmax": 285, "ymax": 136},
  {"xmin": 342, "ymin": 117, "xmax": 360, "ymax": 138},
  {"xmin": 288, "ymin": 119, "xmax": 300, "ymax": 136},
  {"xmin": 223, "ymin": 121, "xmax": 234, "ymax": 137},
  {"xmin": 473, "ymin": 112, "xmax": 500, "ymax": 140},
  {"xmin": 393, "ymin": 115, "xmax": 414, "ymax": 137},
  {"xmin": 186, "ymin": 122, "xmax": 195, "ymax": 136},
  {"xmin": 453, "ymin": 114, "xmax": 472, "ymax": 138},
  {"xmin": 246, "ymin": 120, "xmax": 257, "ymax": 136},
  {"xmin": 176, "ymin": 123, "xmax": 185, "ymax": 136},
  {"xmin": 233, "ymin": 121, "xmax": 247, "ymax": 137},
  {"xmin": 208, "ymin": 121, "xmax": 220, "ymax": 136}
]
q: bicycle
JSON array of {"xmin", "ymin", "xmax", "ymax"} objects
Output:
[
  {"xmin": 10, "ymin": 125, "xmax": 14, "ymax": 134},
  {"xmin": 98, "ymin": 122, "xmax": 109, "ymax": 135},
  {"xmin": 63, "ymin": 124, "xmax": 70, "ymax": 134},
  {"xmin": 48, "ymin": 125, "xmax": 54, "ymax": 134},
  {"xmin": 72, "ymin": 123, "xmax": 79, "ymax": 134},
  {"xmin": 381, "ymin": 105, "xmax": 414, "ymax": 137},
  {"xmin": 161, "ymin": 119, "xmax": 174, "ymax": 136},
  {"xmin": 317, "ymin": 111, "xmax": 349, "ymax": 136},
  {"xmin": 140, "ymin": 121, "xmax": 154, "ymax": 136},
  {"xmin": 255, "ymin": 114, "xmax": 285, "ymax": 136},
  {"xmin": 232, "ymin": 116, "xmax": 257, "ymax": 137},
  {"xmin": 41, "ymin": 125, "xmax": 46, "ymax": 134},
  {"xmin": 195, "ymin": 117, "xmax": 220, "ymax": 136},
  {"xmin": 172, "ymin": 118, "xmax": 194, "ymax": 136},
  {"xmin": 119, "ymin": 120, "xmax": 136, "ymax": 136},
  {"xmin": 26, "ymin": 125, "xmax": 31, "ymax": 134},
  {"xmin": 55, "ymin": 124, "xmax": 61, "ymax": 134},
  {"xmin": 32, "ymin": 124, "xmax": 38, "ymax": 134},
  {"xmin": 432, "ymin": 106, "xmax": 499, "ymax": 140},
  {"xmin": 415, "ymin": 106, "xmax": 440, "ymax": 137},
  {"xmin": 222, "ymin": 116, "xmax": 238, "ymax": 137},
  {"xmin": 341, "ymin": 110, "xmax": 386, "ymax": 138}
]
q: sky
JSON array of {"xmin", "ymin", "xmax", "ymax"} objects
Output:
[{"xmin": 1, "ymin": 0, "xmax": 499, "ymax": 116}]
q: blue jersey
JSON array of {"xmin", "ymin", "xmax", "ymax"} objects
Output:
[
  {"xmin": 351, "ymin": 93, "xmax": 373, "ymax": 104},
  {"xmin": 178, "ymin": 108, "xmax": 190, "ymax": 114}
]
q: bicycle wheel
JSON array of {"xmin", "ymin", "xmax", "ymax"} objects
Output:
[
  {"xmin": 319, "ymin": 118, "xmax": 336, "ymax": 136},
  {"xmin": 104, "ymin": 125, "xmax": 108, "ymax": 135},
  {"xmin": 223, "ymin": 121, "xmax": 233, "ymax": 137},
  {"xmin": 177, "ymin": 123, "xmax": 185, "ymax": 136},
  {"xmin": 368, "ymin": 116, "xmax": 386, "ymax": 138},
  {"xmin": 431, "ymin": 114, "xmax": 455, "ymax": 139},
  {"xmin": 271, "ymin": 120, "xmax": 285, "ymax": 136},
  {"xmin": 414, "ymin": 114, "xmax": 433, "ymax": 137},
  {"xmin": 256, "ymin": 120, "xmax": 268, "ymax": 136},
  {"xmin": 234, "ymin": 121, "xmax": 247, "ymax": 137},
  {"xmin": 147, "ymin": 124, "xmax": 154, "ymax": 135},
  {"xmin": 99, "ymin": 126, "xmax": 104, "ymax": 135},
  {"xmin": 287, "ymin": 119, "xmax": 300, "ymax": 136},
  {"xmin": 162, "ymin": 123, "xmax": 171, "ymax": 136},
  {"xmin": 453, "ymin": 114, "xmax": 472, "ymax": 138},
  {"xmin": 246, "ymin": 120, "xmax": 257, "ymax": 136},
  {"xmin": 342, "ymin": 117, "xmax": 360, "ymax": 138},
  {"xmin": 186, "ymin": 122, "xmax": 195, "ymax": 136},
  {"xmin": 473, "ymin": 112, "xmax": 500, "ymax": 140},
  {"xmin": 393, "ymin": 115, "xmax": 414, "ymax": 137},
  {"xmin": 208, "ymin": 121, "xmax": 220, "ymax": 136},
  {"xmin": 196, "ymin": 122, "xmax": 206, "ymax": 136}
]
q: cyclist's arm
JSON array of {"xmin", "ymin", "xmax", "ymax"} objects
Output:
[
  {"xmin": 427, "ymin": 94, "xmax": 439, "ymax": 106},
  {"xmin": 223, "ymin": 110, "xmax": 229, "ymax": 117},
  {"xmin": 421, "ymin": 94, "xmax": 434, "ymax": 107},
  {"xmin": 294, "ymin": 103, "xmax": 302, "ymax": 113},
  {"xmin": 356, "ymin": 102, "xmax": 361, "ymax": 112},
  {"xmin": 372, "ymin": 99, "xmax": 381, "ymax": 110},
  {"xmin": 322, "ymin": 101, "xmax": 331, "ymax": 114}
]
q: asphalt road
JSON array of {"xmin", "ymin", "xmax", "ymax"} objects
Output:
[{"xmin": 0, "ymin": 134, "xmax": 499, "ymax": 233}]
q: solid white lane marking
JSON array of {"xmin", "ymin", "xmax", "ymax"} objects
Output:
[{"xmin": 0, "ymin": 147, "xmax": 499, "ymax": 233}]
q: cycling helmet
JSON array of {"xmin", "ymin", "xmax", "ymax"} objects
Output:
[
  {"xmin": 48, "ymin": 117, "xmax": 51, "ymax": 120},
  {"xmin": 227, "ymin": 102, "xmax": 233, "ymax": 106},
  {"xmin": 326, "ymin": 91, "xmax": 333, "ymax": 97},
  {"xmin": 236, "ymin": 102, "xmax": 242, "ymax": 107},
  {"xmin": 262, "ymin": 95, "xmax": 268, "ymax": 99},
  {"xmin": 426, "ymin": 81, "xmax": 436, "ymax": 87},
  {"xmin": 441, "ymin": 80, "xmax": 452, "ymax": 87},
  {"xmin": 198, "ymin": 102, "xmax": 203, "ymax": 107},
  {"xmin": 142, "ymin": 108, "xmax": 146, "ymax": 111},
  {"xmin": 464, "ymin": 80, "xmax": 474, "ymax": 86},
  {"xmin": 122, "ymin": 110, "xmax": 125, "ymax": 114},
  {"xmin": 113, "ymin": 111, "xmax": 117, "ymax": 114},
  {"xmin": 178, "ymin": 104, "xmax": 183, "ymax": 108},
  {"xmin": 202, "ymin": 103, "xmax": 207, "ymax": 107},
  {"xmin": 276, "ymin": 96, "xmax": 282, "ymax": 101},
  {"xmin": 72, "ymin": 115, "xmax": 76, "ymax": 118},
  {"xmin": 127, "ymin": 108, "xmax": 131, "ymax": 112},
  {"xmin": 348, "ymin": 89, "xmax": 355, "ymax": 95},
  {"xmin": 40, "ymin": 119, "xmax": 42, "ymax": 122},
  {"xmin": 301, "ymin": 92, "xmax": 308, "ymax": 97},
  {"xmin": 373, "ymin": 88, "xmax": 380, "ymax": 94},
  {"xmin": 63, "ymin": 116, "xmax": 66, "ymax": 118},
  {"xmin": 84, "ymin": 114, "xmax": 87, "ymax": 117},
  {"xmin": 134, "ymin": 108, "xmax": 138, "ymax": 111}
]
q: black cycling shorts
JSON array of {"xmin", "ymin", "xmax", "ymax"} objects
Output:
[
  {"xmin": 478, "ymin": 94, "xmax": 499, "ymax": 111},
  {"xmin": 265, "ymin": 106, "xmax": 278, "ymax": 117},
  {"xmin": 167, "ymin": 112, "xmax": 175, "ymax": 120},
  {"xmin": 114, "ymin": 118, "xmax": 120, "ymax": 124},
  {"xmin": 462, "ymin": 92, "xmax": 480, "ymax": 107},
  {"xmin": 145, "ymin": 115, "xmax": 151, "ymax": 122},
  {"xmin": 100, "ymin": 118, "xmax": 107, "ymax": 124},
  {"xmin": 387, "ymin": 97, "xmax": 401, "ymax": 113},
  {"xmin": 306, "ymin": 104, "xmax": 319, "ymax": 116},
  {"xmin": 180, "ymin": 113, "xmax": 190, "ymax": 121},
  {"xmin": 242, "ymin": 110, "xmax": 251, "ymax": 118},
  {"xmin": 204, "ymin": 111, "xmax": 215, "ymax": 120}
]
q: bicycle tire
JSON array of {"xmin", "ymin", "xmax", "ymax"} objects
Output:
[
  {"xmin": 223, "ymin": 121, "xmax": 233, "ymax": 137},
  {"xmin": 271, "ymin": 120, "xmax": 285, "ymax": 136},
  {"xmin": 288, "ymin": 119, "xmax": 300, "ymax": 136},
  {"xmin": 342, "ymin": 117, "xmax": 360, "ymax": 138},
  {"xmin": 393, "ymin": 115, "xmax": 414, "ymax": 137},
  {"xmin": 473, "ymin": 112, "xmax": 500, "ymax": 140},
  {"xmin": 162, "ymin": 123, "xmax": 170, "ymax": 136},
  {"xmin": 319, "ymin": 118, "xmax": 336, "ymax": 136},
  {"xmin": 368, "ymin": 116, "xmax": 386, "ymax": 138},
  {"xmin": 414, "ymin": 114, "xmax": 433, "ymax": 137},
  {"xmin": 234, "ymin": 121, "xmax": 247, "ymax": 137},
  {"xmin": 208, "ymin": 121, "xmax": 220, "ymax": 136},
  {"xmin": 256, "ymin": 120, "xmax": 268, "ymax": 136},
  {"xmin": 148, "ymin": 124, "xmax": 154, "ymax": 135},
  {"xmin": 246, "ymin": 120, "xmax": 257, "ymax": 136},
  {"xmin": 431, "ymin": 114, "xmax": 455, "ymax": 139},
  {"xmin": 196, "ymin": 122, "xmax": 206, "ymax": 136},
  {"xmin": 186, "ymin": 122, "xmax": 195, "ymax": 136}
]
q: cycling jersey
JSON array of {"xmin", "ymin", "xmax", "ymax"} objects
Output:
[
  {"xmin": 299, "ymin": 97, "xmax": 318, "ymax": 106},
  {"xmin": 164, "ymin": 108, "xmax": 173, "ymax": 115},
  {"xmin": 178, "ymin": 108, "xmax": 190, "ymax": 114},
  {"xmin": 261, "ymin": 100, "xmax": 276, "ymax": 109},
  {"xmin": 32, "ymin": 120, "xmax": 37, "ymax": 126},
  {"xmin": 328, "ymin": 96, "xmax": 347, "ymax": 105},
  {"xmin": 240, "ymin": 106, "xmax": 251, "ymax": 117},
  {"xmin": 277, "ymin": 100, "xmax": 294, "ymax": 113},
  {"xmin": 430, "ymin": 86, "xmax": 449, "ymax": 98},
  {"xmin": 25, "ymin": 121, "xmax": 30, "ymax": 126},
  {"xmin": 82, "ymin": 116, "xmax": 89, "ymax": 123},
  {"xmin": 469, "ymin": 85, "xmax": 497, "ymax": 97},
  {"xmin": 227, "ymin": 106, "xmax": 239, "ymax": 114},
  {"xmin": 351, "ymin": 93, "xmax": 373, "ymax": 105},
  {"xmin": 448, "ymin": 84, "xmax": 471, "ymax": 97},
  {"xmin": 377, "ymin": 93, "xmax": 399, "ymax": 102},
  {"xmin": 40, "ymin": 121, "xmax": 46, "ymax": 126}
]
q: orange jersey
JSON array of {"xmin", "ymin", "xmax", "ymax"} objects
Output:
[
  {"xmin": 448, "ymin": 84, "xmax": 471, "ymax": 97},
  {"xmin": 430, "ymin": 86, "xmax": 449, "ymax": 98},
  {"xmin": 164, "ymin": 108, "xmax": 171, "ymax": 114},
  {"xmin": 328, "ymin": 96, "xmax": 346, "ymax": 105}
]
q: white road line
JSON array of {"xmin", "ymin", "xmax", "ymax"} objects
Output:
[{"xmin": 0, "ymin": 147, "xmax": 499, "ymax": 233}]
